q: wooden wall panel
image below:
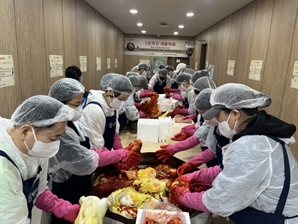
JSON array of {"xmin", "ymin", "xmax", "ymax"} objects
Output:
[
  {"xmin": 43, "ymin": 0, "xmax": 65, "ymax": 89},
  {"xmin": 15, "ymin": 0, "xmax": 48, "ymax": 99},
  {"xmin": 94, "ymin": 13, "xmax": 103, "ymax": 89},
  {"xmin": 226, "ymin": 9, "xmax": 243, "ymax": 84},
  {"xmin": 100, "ymin": 16, "xmax": 107, "ymax": 79},
  {"xmin": 260, "ymin": 0, "xmax": 298, "ymax": 117},
  {"xmin": 205, "ymin": 25, "xmax": 218, "ymax": 67},
  {"xmin": 245, "ymin": 0, "xmax": 273, "ymax": 91},
  {"xmin": 233, "ymin": 1, "xmax": 257, "ymax": 85},
  {"xmin": 0, "ymin": 0, "xmax": 21, "ymax": 117},
  {"xmin": 62, "ymin": 0, "xmax": 78, "ymax": 68},
  {"xmin": 213, "ymin": 20, "xmax": 225, "ymax": 85},
  {"xmin": 106, "ymin": 21, "xmax": 113, "ymax": 73},
  {"xmin": 117, "ymin": 29, "xmax": 125, "ymax": 75},
  {"xmin": 281, "ymin": 5, "xmax": 298, "ymax": 160},
  {"xmin": 86, "ymin": 4, "xmax": 96, "ymax": 91}
]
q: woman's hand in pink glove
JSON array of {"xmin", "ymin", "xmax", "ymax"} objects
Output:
[
  {"xmin": 185, "ymin": 166, "xmax": 220, "ymax": 186},
  {"xmin": 139, "ymin": 111, "xmax": 146, "ymax": 118},
  {"xmin": 171, "ymin": 93, "xmax": 183, "ymax": 101},
  {"xmin": 182, "ymin": 113, "xmax": 197, "ymax": 121},
  {"xmin": 112, "ymin": 150, "xmax": 141, "ymax": 170},
  {"xmin": 156, "ymin": 144, "xmax": 175, "ymax": 163},
  {"xmin": 177, "ymin": 162, "xmax": 197, "ymax": 176},
  {"xmin": 181, "ymin": 124, "xmax": 196, "ymax": 133}
]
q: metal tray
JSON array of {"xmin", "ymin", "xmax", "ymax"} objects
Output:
[{"xmin": 104, "ymin": 152, "xmax": 201, "ymax": 224}]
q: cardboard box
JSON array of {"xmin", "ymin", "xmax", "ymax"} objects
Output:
[{"xmin": 137, "ymin": 119, "xmax": 160, "ymax": 143}]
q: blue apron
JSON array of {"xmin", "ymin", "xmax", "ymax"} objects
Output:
[
  {"xmin": 153, "ymin": 80, "xmax": 166, "ymax": 94},
  {"xmin": 118, "ymin": 112, "xmax": 128, "ymax": 133},
  {"xmin": 87, "ymin": 101, "xmax": 116, "ymax": 150},
  {"xmin": 51, "ymin": 121, "xmax": 93, "ymax": 224},
  {"xmin": 229, "ymin": 136, "xmax": 298, "ymax": 224},
  {"xmin": 213, "ymin": 126, "xmax": 230, "ymax": 170},
  {"xmin": 183, "ymin": 97, "xmax": 189, "ymax": 108},
  {"xmin": 82, "ymin": 91, "xmax": 90, "ymax": 109},
  {"xmin": 0, "ymin": 150, "xmax": 41, "ymax": 219}
]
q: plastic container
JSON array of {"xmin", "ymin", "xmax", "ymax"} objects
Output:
[{"xmin": 137, "ymin": 119, "xmax": 160, "ymax": 143}]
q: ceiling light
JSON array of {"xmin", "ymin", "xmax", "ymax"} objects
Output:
[
  {"xmin": 137, "ymin": 23, "xmax": 143, "ymax": 26},
  {"xmin": 174, "ymin": 32, "xmax": 178, "ymax": 35},
  {"xmin": 186, "ymin": 12, "xmax": 194, "ymax": 17},
  {"xmin": 130, "ymin": 9, "xmax": 138, "ymax": 14},
  {"xmin": 141, "ymin": 30, "xmax": 146, "ymax": 33},
  {"xmin": 178, "ymin": 25, "xmax": 184, "ymax": 29}
]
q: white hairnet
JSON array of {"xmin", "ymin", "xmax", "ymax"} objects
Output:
[
  {"xmin": 194, "ymin": 88, "xmax": 213, "ymax": 111},
  {"xmin": 203, "ymin": 83, "xmax": 272, "ymax": 120},
  {"xmin": 100, "ymin": 73, "xmax": 134, "ymax": 94},
  {"xmin": 126, "ymin": 72, "xmax": 138, "ymax": 77},
  {"xmin": 137, "ymin": 75, "xmax": 148, "ymax": 89},
  {"xmin": 175, "ymin": 63, "xmax": 187, "ymax": 73},
  {"xmin": 128, "ymin": 75, "xmax": 141, "ymax": 87},
  {"xmin": 180, "ymin": 68, "xmax": 194, "ymax": 75},
  {"xmin": 193, "ymin": 77, "xmax": 216, "ymax": 92},
  {"xmin": 191, "ymin": 70, "xmax": 209, "ymax": 84},
  {"xmin": 11, "ymin": 95, "xmax": 74, "ymax": 127},
  {"xmin": 130, "ymin": 66, "xmax": 138, "ymax": 73},
  {"xmin": 176, "ymin": 72, "xmax": 192, "ymax": 83},
  {"xmin": 48, "ymin": 78, "xmax": 85, "ymax": 102},
  {"xmin": 137, "ymin": 63, "xmax": 149, "ymax": 70}
]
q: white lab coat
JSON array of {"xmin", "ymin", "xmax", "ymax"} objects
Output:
[
  {"xmin": 118, "ymin": 94, "xmax": 139, "ymax": 121},
  {"xmin": 203, "ymin": 135, "xmax": 298, "ymax": 223},
  {"xmin": 0, "ymin": 118, "xmax": 48, "ymax": 224},
  {"xmin": 81, "ymin": 90, "xmax": 120, "ymax": 149}
]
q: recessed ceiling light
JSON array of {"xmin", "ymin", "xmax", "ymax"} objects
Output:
[
  {"xmin": 178, "ymin": 25, "xmax": 184, "ymax": 29},
  {"xmin": 141, "ymin": 30, "xmax": 146, "ymax": 33},
  {"xmin": 130, "ymin": 9, "xmax": 138, "ymax": 14},
  {"xmin": 186, "ymin": 12, "xmax": 194, "ymax": 17},
  {"xmin": 174, "ymin": 32, "xmax": 178, "ymax": 35},
  {"xmin": 137, "ymin": 23, "xmax": 143, "ymax": 26}
]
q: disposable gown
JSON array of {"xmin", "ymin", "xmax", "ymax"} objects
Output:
[
  {"xmin": 118, "ymin": 94, "xmax": 139, "ymax": 121},
  {"xmin": 81, "ymin": 90, "xmax": 120, "ymax": 149},
  {"xmin": 48, "ymin": 124, "xmax": 98, "ymax": 183},
  {"xmin": 148, "ymin": 73, "xmax": 172, "ymax": 90},
  {"xmin": 194, "ymin": 122, "xmax": 210, "ymax": 147},
  {"xmin": 202, "ymin": 135, "xmax": 298, "ymax": 223},
  {"xmin": 0, "ymin": 118, "xmax": 48, "ymax": 223},
  {"xmin": 187, "ymin": 89, "xmax": 197, "ymax": 114}
]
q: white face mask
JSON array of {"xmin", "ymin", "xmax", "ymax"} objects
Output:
[
  {"xmin": 110, "ymin": 97, "xmax": 125, "ymax": 110},
  {"xmin": 71, "ymin": 106, "xmax": 83, "ymax": 121},
  {"xmin": 141, "ymin": 71, "xmax": 147, "ymax": 76},
  {"xmin": 204, "ymin": 118, "xmax": 219, "ymax": 126},
  {"xmin": 179, "ymin": 84, "xmax": 187, "ymax": 91},
  {"xmin": 218, "ymin": 112, "xmax": 238, "ymax": 139},
  {"xmin": 24, "ymin": 127, "xmax": 60, "ymax": 158}
]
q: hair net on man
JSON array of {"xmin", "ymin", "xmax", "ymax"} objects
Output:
[
  {"xmin": 137, "ymin": 75, "xmax": 148, "ymax": 89},
  {"xmin": 194, "ymin": 88, "xmax": 213, "ymax": 111},
  {"xmin": 100, "ymin": 73, "xmax": 134, "ymax": 94},
  {"xmin": 126, "ymin": 72, "xmax": 138, "ymax": 77},
  {"xmin": 159, "ymin": 68, "xmax": 168, "ymax": 76},
  {"xmin": 49, "ymin": 78, "xmax": 84, "ymax": 103},
  {"xmin": 130, "ymin": 66, "xmax": 138, "ymax": 73},
  {"xmin": 191, "ymin": 70, "xmax": 209, "ymax": 84},
  {"xmin": 165, "ymin": 65, "xmax": 174, "ymax": 71},
  {"xmin": 193, "ymin": 77, "xmax": 216, "ymax": 92},
  {"xmin": 128, "ymin": 75, "xmax": 141, "ymax": 87},
  {"xmin": 137, "ymin": 62, "xmax": 149, "ymax": 70},
  {"xmin": 203, "ymin": 83, "xmax": 272, "ymax": 120},
  {"xmin": 180, "ymin": 67, "xmax": 194, "ymax": 75},
  {"xmin": 11, "ymin": 95, "xmax": 74, "ymax": 127},
  {"xmin": 176, "ymin": 72, "xmax": 192, "ymax": 83}
]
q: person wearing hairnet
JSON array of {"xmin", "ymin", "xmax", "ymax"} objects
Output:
[
  {"xmin": 118, "ymin": 76, "xmax": 141, "ymax": 133},
  {"xmin": 0, "ymin": 95, "xmax": 80, "ymax": 223},
  {"xmin": 165, "ymin": 65, "xmax": 175, "ymax": 78},
  {"xmin": 171, "ymin": 72, "xmax": 193, "ymax": 110},
  {"xmin": 177, "ymin": 88, "xmax": 229, "ymax": 175},
  {"xmin": 148, "ymin": 68, "xmax": 172, "ymax": 94},
  {"xmin": 81, "ymin": 73, "xmax": 133, "ymax": 150},
  {"xmin": 178, "ymin": 77, "xmax": 217, "ymax": 138},
  {"xmin": 170, "ymin": 63, "xmax": 187, "ymax": 89},
  {"xmin": 65, "ymin": 65, "xmax": 89, "ymax": 108},
  {"xmin": 156, "ymin": 89, "xmax": 215, "ymax": 166},
  {"xmin": 48, "ymin": 78, "xmax": 141, "ymax": 223},
  {"xmin": 171, "ymin": 83, "xmax": 298, "ymax": 223}
]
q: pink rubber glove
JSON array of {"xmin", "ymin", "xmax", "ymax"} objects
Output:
[
  {"xmin": 139, "ymin": 111, "xmax": 146, "ymax": 118},
  {"xmin": 185, "ymin": 165, "xmax": 220, "ymax": 186},
  {"xmin": 93, "ymin": 147, "xmax": 130, "ymax": 167},
  {"xmin": 135, "ymin": 102, "xmax": 143, "ymax": 110},
  {"xmin": 177, "ymin": 149, "xmax": 216, "ymax": 175},
  {"xmin": 156, "ymin": 135, "xmax": 200, "ymax": 163},
  {"xmin": 171, "ymin": 88, "xmax": 181, "ymax": 93},
  {"xmin": 181, "ymin": 124, "xmax": 196, "ymax": 133},
  {"xmin": 139, "ymin": 91, "xmax": 156, "ymax": 98},
  {"xmin": 113, "ymin": 133, "xmax": 123, "ymax": 150},
  {"xmin": 176, "ymin": 108, "xmax": 189, "ymax": 115},
  {"xmin": 180, "ymin": 191, "xmax": 209, "ymax": 212},
  {"xmin": 35, "ymin": 190, "xmax": 80, "ymax": 222},
  {"xmin": 182, "ymin": 113, "xmax": 197, "ymax": 121},
  {"xmin": 171, "ymin": 93, "xmax": 183, "ymax": 101}
]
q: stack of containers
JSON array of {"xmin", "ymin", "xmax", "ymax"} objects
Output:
[{"xmin": 158, "ymin": 117, "xmax": 173, "ymax": 142}]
